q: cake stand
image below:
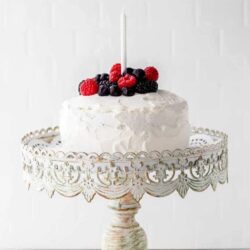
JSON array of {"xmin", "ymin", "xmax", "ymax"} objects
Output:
[{"xmin": 21, "ymin": 126, "xmax": 228, "ymax": 250}]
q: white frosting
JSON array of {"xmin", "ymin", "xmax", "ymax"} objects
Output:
[{"xmin": 59, "ymin": 90, "xmax": 190, "ymax": 153}]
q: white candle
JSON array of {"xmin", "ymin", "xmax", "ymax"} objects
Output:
[{"xmin": 121, "ymin": 12, "xmax": 127, "ymax": 73}]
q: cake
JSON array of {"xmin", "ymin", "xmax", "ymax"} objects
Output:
[{"xmin": 59, "ymin": 64, "xmax": 190, "ymax": 154}]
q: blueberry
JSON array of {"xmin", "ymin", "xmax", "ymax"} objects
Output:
[
  {"xmin": 98, "ymin": 84, "xmax": 110, "ymax": 96},
  {"xmin": 95, "ymin": 74, "xmax": 101, "ymax": 83},
  {"xmin": 100, "ymin": 73, "xmax": 109, "ymax": 81},
  {"xmin": 122, "ymin": 87, "xmax": 135, "ymax": 96},
  {"xmin": 133, "ymin": 68, "xmax": 145, "ymax": 80},
  {"xmin": 122, "ymin": 67, "xmax": 134, "ymax": 76},
  {"xmin": 110, "ymin": 85, "xmax": 122, "ymax": 96}
]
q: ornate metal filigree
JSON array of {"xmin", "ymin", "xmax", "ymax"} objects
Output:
[{"xmin": 21, "ymin": 126, "xmax": 228, "ymax": 202}]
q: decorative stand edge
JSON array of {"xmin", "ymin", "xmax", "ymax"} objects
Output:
[{"xmin": 21, "ymin": 126, "xmax": 228, "ymax": 250}]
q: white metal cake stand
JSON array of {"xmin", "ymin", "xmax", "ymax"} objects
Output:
[{"xmin": 21, "ymin": 126, "xmax": 228, "ymax": 250}]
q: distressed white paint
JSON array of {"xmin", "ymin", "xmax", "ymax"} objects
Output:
[{"xmin": 102, "ymin": 194, "xmax": 147, "ymax": 250}]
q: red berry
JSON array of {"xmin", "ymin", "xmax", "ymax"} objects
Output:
[
  {"xmin": 80, "ymin": 78, "xmax": 98, "ymax": 96},
  {"xmin": 109, "ymin": 71, "xmax": 121, "ymax": 83},
  {"xmin": 110, "ymin": 63, "xmax": 121, "ymax": 74},
  {"xmin": 144, "ymin": 66, "xmax": 159, "ymax": 81},
  {"xmin": 118, "ymin": 74, "xmax": 137, "ymax": 89}
]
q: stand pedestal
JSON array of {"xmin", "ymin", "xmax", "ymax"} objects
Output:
[{"xmin": 102, "ymin": 193, "xmax": 147, "ymax": 250}]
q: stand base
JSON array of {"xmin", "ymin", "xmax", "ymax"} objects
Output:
[{"xmin": 102, "ymin": 193, "xmax": 147, "ymax": 250}]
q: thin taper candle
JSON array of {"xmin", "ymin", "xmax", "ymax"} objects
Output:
[{"xmin": 121, "ymin": 12, "xmax": 127, "ymax": 73}]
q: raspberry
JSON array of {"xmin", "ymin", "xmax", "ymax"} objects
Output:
[
  {"xmin": 80, "ymin": 78, "xmax": 98, "ymax": 96},
  {"xmin": 144, "ymin": 66, "xmax": 159, "ymax": 81},
  {"xmin": 110, "ymin": 63, "xmax": 121, "ymax": 74},
  {"xmin": 118, "ymin": 74, "xmax": 137, "ymax": 89},
  {"xmin": 109, "ymin": 71, "xmax": 121, "ymax": 83},
  {"xmin": 109, "ymin": 63, "xmax": 121, "ymax": 83},
  {"xmin": 135, "ymin": 80, "xmax": 158, "ymax": 94}
]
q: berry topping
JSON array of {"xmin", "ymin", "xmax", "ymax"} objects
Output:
[
  {"xmin": 98, "ymin": 84, "xmax": 110, "ymax": 96},
  {"xmin": 122, "ymin": 67, "xmax": 134, "ymax": 76},
  {"xmin": 110, "ymin": 63, "xmax": 121, "ymax": 74},
  {"xmin": 95, "ymin": 74, "xmax": 101, "ymax": 83},
  {"xmin": 133, "ymin": 68, "xmax": 145, "ymax": 80},
  {"xmin": 109, "ymin": 71, "xmax": 121, "ymax": 83},
  {"xmin": 80, "ymin": 78, "xmax": 99, "ymax": 96},
  {"xmin": 118, "ymin": 74, "xmax": 137, "ymax": 89},
  {"xmin": 77, "ymin": 64, "xmax": 159, "ymax": 96},
  {"xmin": 110, "ymin": 84, "xmax": 122, "ymax": 96},
  {"xmin": 144, "ymin": 66, "xmax": 159, "ymax": 81},
  {"xmin": 100, "ymin": 73, "xmax": 109, "ymax": 81},
  {"xmin": 122, "ymin": 87, "xmax": 135, "ymax": 96},
  {"xmin": 135, "ymin": 80, "xmax": 158, "ymax": 94}
]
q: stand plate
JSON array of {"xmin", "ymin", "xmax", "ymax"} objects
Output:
[{"xmin": 21, "ymin": 126, "xmax": 228, "ymax": 250}]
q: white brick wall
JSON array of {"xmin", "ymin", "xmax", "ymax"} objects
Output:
[{"xmin": 0, "ymin": 0, "xmax": 249, "ymax": 249}]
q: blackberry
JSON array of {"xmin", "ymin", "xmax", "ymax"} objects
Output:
[
  {"xmin": 135, "ymin": 80, "xmax": 158, "ymax": 94},
  {"xmin": 122, "ymin": 87, "xmax": 135, "ymax": 96},
  {"xmin": 147, "ymin": 80, "xmax": 158, "ymax": 92},
  {"xmin": 100, "ymin": 73, "xmax": 109, "ymax": 81},
  {"xmin": 110, "ymin": 84, "xmax": 122, "ymax": 96},
  {"xmin": 133, "ymin": 68, "xmax": 145, "ymax": 81},
  {"xmin": 99, "ymin": 80, "xmax": 110, "ymax": 87},
  {"xmin": 122, "ymin": 67, "xmax": 134, "ymax": 76},
  {"xmin": 95, "ymin": 74, "xmax": 101, "ymax": 84}
]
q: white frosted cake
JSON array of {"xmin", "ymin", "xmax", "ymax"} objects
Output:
[{"xmin": 59, "ymin": 90, "xmax": 190, "ymax": 153}]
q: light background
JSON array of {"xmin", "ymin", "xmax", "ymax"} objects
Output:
[{"xmin": 0, "ymin": 0, "xmax": 249, "ymax": 249}]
